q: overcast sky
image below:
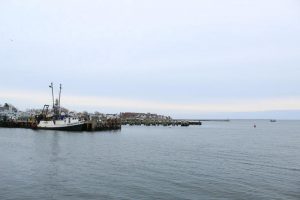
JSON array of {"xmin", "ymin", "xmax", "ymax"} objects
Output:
[{"xmin": 0, "ymin": 0, "xmax": 300, "ymax": 119}]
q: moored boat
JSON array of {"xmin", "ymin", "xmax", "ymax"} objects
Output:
[
  {"xmin": 37, "ymin": 116, "xmax": 85, "ymax": 131},
  {"xmin": 36, "ymin": 83, "xmax": 85, "ymax": 131}
]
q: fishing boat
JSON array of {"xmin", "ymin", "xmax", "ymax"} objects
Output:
[
  {"xmin": 270, "ymin": 119, "xmax": 277, "ymax": 122},
  {"xmin": 36, "ymin": 83, "xmax": 85, "ymax": 131}
]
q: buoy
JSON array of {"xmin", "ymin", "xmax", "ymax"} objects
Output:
[{"xmin": 254, "ymin": 124, "xmax": 256, "ymax": 128}]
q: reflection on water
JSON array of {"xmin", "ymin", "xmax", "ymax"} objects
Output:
[{"xmin": 0, "ymin": 120, "xmax": 300, "ymax": 200}]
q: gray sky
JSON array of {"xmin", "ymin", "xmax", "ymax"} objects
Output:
[{"xmin": 0, "ymin": 0, "xmax": 300, "ymax": 119}]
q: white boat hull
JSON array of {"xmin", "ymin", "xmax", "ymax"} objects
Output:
[{"xmin": 37, "ymin": 118, "xmax": 85, "ymax": 131}]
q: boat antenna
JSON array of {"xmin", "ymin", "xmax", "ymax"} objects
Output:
[
  {"xmin": 58, "ymin": 84, "xmax": 62, "ymax": 114},
  {"xmin": 49, "ymin": 82, "xmax": 55, "ymax": 109}
]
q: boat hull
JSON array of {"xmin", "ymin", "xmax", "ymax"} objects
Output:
[
  {"xmin": 37, "ymin": 122, "xmax": 85, "ymax": 131},
  {"xmin": 37, "ymin": 123, "xmax": 85, "ymax": 131}
]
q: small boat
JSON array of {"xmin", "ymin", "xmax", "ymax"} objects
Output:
[
  {"xmin": 270, "ymin": 119, "xmax": 277, "ymax": 122},
  {"xmin": 36, "ymin": 83, "xmax": 85, "ymax": 131}
]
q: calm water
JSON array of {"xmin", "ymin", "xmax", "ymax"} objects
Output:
[{"xmin": 0, "ymin": 120, "xmax": 299, "ymax": 200}]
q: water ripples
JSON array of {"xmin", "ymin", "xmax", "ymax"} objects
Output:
[{"xmin": 0, "ymin": 120, "xmax": 300, "ymax": 199}]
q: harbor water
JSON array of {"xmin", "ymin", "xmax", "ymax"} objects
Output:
[{"xmin": 0, "ymin": 120, "xmax": 299, "ymax": 200}]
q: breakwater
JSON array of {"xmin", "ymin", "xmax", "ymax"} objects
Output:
[
  {"xmin": 0, "ymin": 118, "xmax": 202, "ymax": 131},
  {"xmin": 121, "ymin": 119, "xmax": 202, "ymax": 126}
]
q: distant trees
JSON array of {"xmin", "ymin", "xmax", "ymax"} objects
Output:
[{"xmin": 2, "ymin": 103, "xmax": 18, "ymax": 112}]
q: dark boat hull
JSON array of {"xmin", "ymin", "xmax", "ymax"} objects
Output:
[{"xmin": 37, "ymin": 123, "xmax": 85, "ymax": 131}]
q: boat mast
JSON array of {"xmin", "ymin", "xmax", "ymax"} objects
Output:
[
  {"xmin": 49, "ymin": 82, "xmax": 55, "ymax": 109},
  {"xmin": 58, "ymin": 84, "xmax": 62, "ymax": 115}
]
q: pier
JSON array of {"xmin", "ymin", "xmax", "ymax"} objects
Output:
[
  {"xmin": 84, "ymin": 118, "xmax": 121, "ymax": 131},
  {"xmin": 0, "ymin": 120, "xmax": 37, "ymax": 129},
  {"xmin": 0, "ymin": 118, "xmax": 121, "ymax": 132},
  {"xmin": 0, "ymin": 118, "xmax": 201, "ymax": 130}
]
